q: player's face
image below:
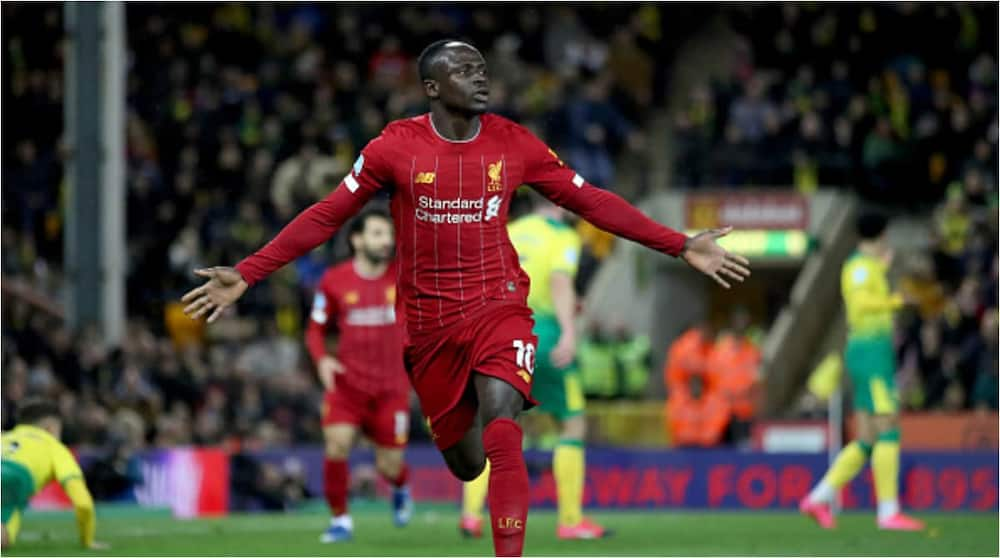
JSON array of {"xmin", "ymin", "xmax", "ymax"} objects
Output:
[
  {"xmin": 427, "ymin": 46, "xmax": 489, "ymax": 114},
  {"xmin": 356, "ymin": 217, "xmax": 394, "ymax": 265},
  {"xmin": 874, "ymin": 232, "xmax": 892, "ymax": 262}
]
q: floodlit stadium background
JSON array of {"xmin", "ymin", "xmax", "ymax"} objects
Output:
[{"xmin": 2, "ymin": 3, "xmax": 997, "ymax": 556}]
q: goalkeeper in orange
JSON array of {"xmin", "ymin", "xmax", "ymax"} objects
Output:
[{"xmin": 2, "ymin": 399, "xmax": 109, "ymax": 549}]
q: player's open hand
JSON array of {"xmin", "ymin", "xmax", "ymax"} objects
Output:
[
  {"xmin": 86, "ymin": 541, "xmax": 111, "ymax": 551},
  {"xmin": 680, "ymin": 227, "xmax": 751, "ymax": 289},
  {"xmin": 317, "ymin": 355, "xmax": 346, "ymax": 390},
  {"xmin": 550, "ymin": 332, "xmax": 576, "ymax": 369},
  {"xmin": 181, "ymin": 267, "xmax": 249, "ymax": 323}
]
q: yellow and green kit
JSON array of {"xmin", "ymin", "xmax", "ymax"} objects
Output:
[
  {"xmin": 841, "ymin": 251, "xmax": 904, "ymax": 415},
  {"xmin": 1, "ymin": 424, "xmax": 95, "ymax": 546},
  {"xmin": 508, "ymin": 214, "xmax": 584, "ymax": 420}
]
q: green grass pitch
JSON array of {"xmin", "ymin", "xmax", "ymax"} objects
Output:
[{"xmin": 7, "ymin": 502, "xmax": 998, "ymax": 556}]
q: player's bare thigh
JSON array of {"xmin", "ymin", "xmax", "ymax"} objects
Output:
[
  {"xmin": 324, "ymin": 424, "xmax": 358, "ymax": 460},
  {"xmin": 474, "ymin": 373, "xmax": 525, "ymax": 424}
]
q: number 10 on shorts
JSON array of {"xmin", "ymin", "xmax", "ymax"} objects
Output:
[{"xmin": 513, "ymin": 339, "xmax": 536, "ymax": 374}]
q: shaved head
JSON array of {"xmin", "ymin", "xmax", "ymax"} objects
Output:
[{"xmin": 418, "ymin": 39, "xmax": 481, "ymax": 82}]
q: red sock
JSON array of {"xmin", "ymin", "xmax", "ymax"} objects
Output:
[
  {"xmin": 381, "ymin": 463, "xmax": 409, "ymax": 488},
  {"xmin": 483, "ymin": 418, "xmax": 529, "ymax": 557},
  {"xmin": 324, "ymin": 459, "xmax": 348, "ymax": 516}
]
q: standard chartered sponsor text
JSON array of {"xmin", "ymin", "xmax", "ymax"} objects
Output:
[{"xmin": 416, "ymin": 195, "xmax": 497, "ymax": 224}]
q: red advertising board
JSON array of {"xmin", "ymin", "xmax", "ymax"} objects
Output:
[{"xmin": 900, "ymin": 412, "xmax": 999, "ymax": 450}]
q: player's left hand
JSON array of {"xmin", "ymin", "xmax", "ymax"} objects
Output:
[
  {"xmin": 680, "ymin": 226, "xmax": 751, "ymax": 289},
  {"xmin": 550, "ymin": 332, "xmax": 576, "ymax": 369}
]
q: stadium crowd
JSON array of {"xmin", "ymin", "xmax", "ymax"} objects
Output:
[
  {"xmin": 2, "ymin": 3, "xmax": 997, "ymax": 461},
  {"xmin": 895, "ymin": 193, "xmax": 998, "ymax": 412},
  {"xmin": 672, "ymin": 3, "xmax": 997, "ymax": 207}
]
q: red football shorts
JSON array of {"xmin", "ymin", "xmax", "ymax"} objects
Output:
[
  {"xmin": 322, "ymin": 381, "xmax": 411, "ymax": 448},
  {"xmin": 404, "ymin": 303, "xmax": 539, "ymax": 450}
]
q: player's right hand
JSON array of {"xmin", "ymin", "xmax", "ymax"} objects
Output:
[
  {"xmin": 550, "ymin": 332, "xmax": 576, "ymax": 369},
  {"xmin": 318, "ymin": 355, "xmax": 346, "ymax": 390},
  {"xmin": 181, "ymin": 266, "xmax": 249, "ymax": 323},
  {"xmin": 86, "ymin": 541, "xmax": 111, "ymax": 551}
]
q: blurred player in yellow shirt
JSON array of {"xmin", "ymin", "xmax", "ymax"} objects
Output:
[
  {"xmin": 2, "ymin": 399, "xmax": 109, "ymax": 549},
  {"xmin": 799, "ymin": 213, "xmax": 924, "ymax": 531},
  {"xmin": 461, "ymin": 191, "xmax": 608, "ymax": 540}
]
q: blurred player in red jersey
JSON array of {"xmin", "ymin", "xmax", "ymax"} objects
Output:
[
  {"xmin": 183, "ymin": 40, "xmax": 751, "ymax": 557},
  {"xmin": 306, "ymin": 208, "xmax": 412, "ymax": 542}
]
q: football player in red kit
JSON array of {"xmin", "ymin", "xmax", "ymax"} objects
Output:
[
  {"xmin": 183, "ymin": 40, "xmax": 750, "ymax": 557},
  {"xmin": 306, "ymin": 208, "xmax": 412, "ymax": 542}
]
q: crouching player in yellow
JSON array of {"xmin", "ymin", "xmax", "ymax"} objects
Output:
[
  {"xmin": 460, "ymin": 191, "xmax": 609, "ymax": 540},
  {"xmin": 799, "ymin": 213, "xmax": 924, "ymax": 531},
  {"xmin": 2, "ymin": 398, "xmax": 109, "ymax": 549}
]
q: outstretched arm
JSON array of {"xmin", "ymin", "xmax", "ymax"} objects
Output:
[
  {"xmin": 181, "ymin": 187, "xmax": 371, "ymax": 322},
  {"xmin": 534, "ymin": 177, "xmax": 689, "ymax": 257},
  {"xmin": 183, "ymin": 137, "xmax": 392, "ymax": 322},
  {"xmin": 523, "ymin": 140, "xmax": 751, "ymax": 288},
  {"xmin": 234, "ymin": 186, "xmax": 372, "ymax": 286}
]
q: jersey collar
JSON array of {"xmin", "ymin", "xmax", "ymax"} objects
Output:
[{"xmin": 427, "ymin": 113, "xmax": 482, "ymax": 144}]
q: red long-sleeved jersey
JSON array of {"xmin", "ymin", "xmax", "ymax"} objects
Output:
[
  {"xmin": 305, "ymin": 260, "xmax": 407, "ymax": 395},
  {"xmin": 236, "ymin": 113, "xmax": 687, "ymax": 340}
]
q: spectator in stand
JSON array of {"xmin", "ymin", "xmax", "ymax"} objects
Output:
[
  {"xmin": 932, "ymin": 186, "xmax": 972, "ymax": 287},
  {"xmin": 672, "ymin": 84, "xmax": 715, "ymax": 188},
  {"xmin": 270, "ymin": 143, "xmax": 343, "ymax": 222},
  {"xmin": 729, "ymin": 76, "xmax": 776, "ymax": 145},
  {"xmin": 969, "ymin": 308, "xmax": 999, "ymax": 410},
  {"xmin": 560, "ymin": 75, "xmax": 638, "ymax": 189}
]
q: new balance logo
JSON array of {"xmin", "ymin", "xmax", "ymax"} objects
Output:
[{"xmin": 415, "ymin": 172, "xmax": 436, "ymax": 184}]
